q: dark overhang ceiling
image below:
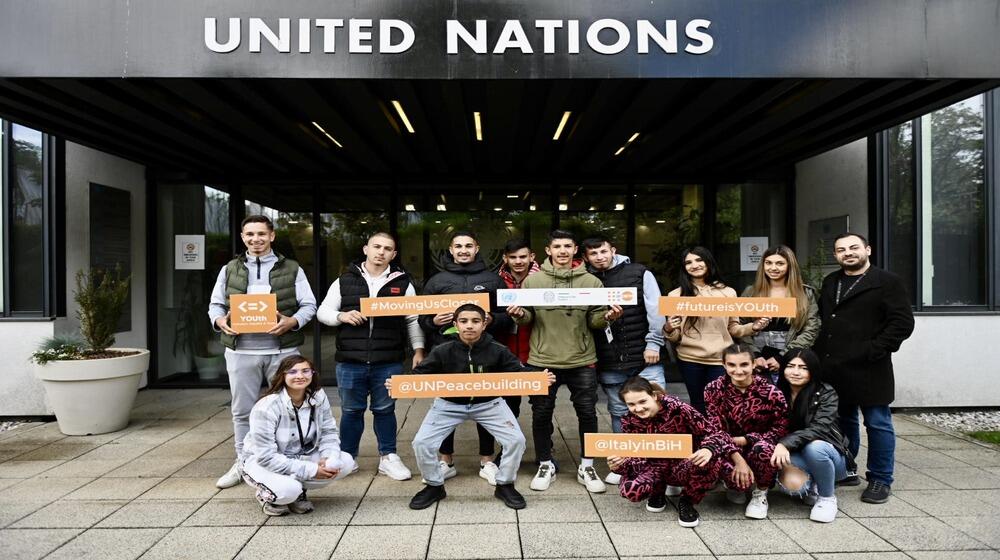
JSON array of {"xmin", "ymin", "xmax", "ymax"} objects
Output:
[{"xmin": 0, "ymin": 78, "xmax": 996, "ymax": 183}]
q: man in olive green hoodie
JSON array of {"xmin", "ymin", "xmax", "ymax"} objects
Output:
[{"xmin": 508, "ymin": 230, "xmax": 622, "ymax": 493}]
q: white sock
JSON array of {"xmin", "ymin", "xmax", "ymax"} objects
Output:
[{"xmin": 580, "ymin": 458, "xmax": 594, "ymax": 468}]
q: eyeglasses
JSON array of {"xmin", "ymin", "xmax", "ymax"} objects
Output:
[{"xmin": 285, "ymin": 368, "xmax": 314, "ymax": 377}]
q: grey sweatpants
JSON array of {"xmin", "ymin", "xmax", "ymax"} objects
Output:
[
  {"xmin": 225, "ymin": 348, "xmax": 299, "ymax": 460},
  {"xmin": 413, "ymin": 398, "xmax": 526, "ymax": 486}
]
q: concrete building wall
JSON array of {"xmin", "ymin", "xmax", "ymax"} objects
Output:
[{"xmin": 0, "ymin": 321, "xmax": 56, "ymax": 415}]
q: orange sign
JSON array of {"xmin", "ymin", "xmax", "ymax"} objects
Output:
[
  {"xmin": 659, "ymin": 296, "xmax": 797, "ymax": 318},
  {"xmin": 584, "ymin": 433, "xmax": 694, "ymax": 458},
  {"xmin": 230, "ymin": 293, "xmax": 278, "ymax": 333},
  {"xmin": 361, "ymin": 293, "xmax": 491, "ymax": 317},
  {"xmin": 388, "ymin": 372, "xmax": 549, "ymax": 398}
]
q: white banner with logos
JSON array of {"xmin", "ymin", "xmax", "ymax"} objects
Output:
[{"xmin": 497, "ymin": 288, "xmax": 638, "ymax": 307}]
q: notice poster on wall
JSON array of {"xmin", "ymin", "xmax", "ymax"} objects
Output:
[
  {"xmin": 175, "ymin": 235, "xmax": 205, "ymax": 270},
  {"xmin": 740, "ymin": 237, "xmax": 769, "ymax": 271}
]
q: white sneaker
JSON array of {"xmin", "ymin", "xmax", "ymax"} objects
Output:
[
  {"xmin": 378, "ymin": 453, "xmax": 413, "ymax": 481},
  {"xmin": 216, "ymin": 462, "xmax": 242, "ymax": 489},
  {"xmin": 809, "ymin": 495, "xmax": 838, "ymax": 523},
  {"xmin": 261, "ymin": 502, "xmax": 289, "ymax": 516},
  {"xmin": 604, "ymin": 472, "xmax": 622, "ymax": 485},
  {"xmin": 577, "ymin": 465, "xmax": 607, "ymax": 494},
  {"xmin": 479, "ymin": 462, "xmax": 500, "ymax": 486},
  {"xmin": 421, "ymin": 461, "xmax": 457, "ymax": 484},
  {"xmin": 725, "ymin": 483, "xmax": 748, "ymax": 504},
  {"xmin": 745, "ymin": 488, "xmax": 769, "ymax": 519},
  {"xmin": 665, "ymin": 485, "xmax": 683, "ymax": 497},
  {"xmin": 530, "ymin": 463, "xmax": 556, "ymax": 491}
]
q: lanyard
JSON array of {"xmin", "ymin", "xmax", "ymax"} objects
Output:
[
  {"xmin": 835, "ymin": 271, "xmax": 867, "ymax": 305},
  {"xmin": 292, "ymin": 402, "xmax": 315, "ymax": 453}
]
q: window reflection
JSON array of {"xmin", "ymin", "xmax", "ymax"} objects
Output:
[{"xmin": 10, "ymin": 124, "xmax": 45, "ymax": 312}]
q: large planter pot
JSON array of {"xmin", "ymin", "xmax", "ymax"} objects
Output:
[
  {"xmin": 193, "ymin": 354, "xmax": 225, "ymax": 381},
  {"xmin": 33, "ymin": 348, "xmax": 150, "ymax": 436}
]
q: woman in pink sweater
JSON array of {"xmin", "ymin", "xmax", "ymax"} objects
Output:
[{"xmin": 664, "ymin": 247, "xmax": 757, "ymax": 413}]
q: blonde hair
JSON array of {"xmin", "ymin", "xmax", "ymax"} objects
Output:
[{"xmin": 749, "ymin": 245, "xmax": 809, "ymax": 331}]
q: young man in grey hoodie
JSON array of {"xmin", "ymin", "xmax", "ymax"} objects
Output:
[{"xmin": 208, "ymin": 214, "xmax": 317, "ymax": 489}]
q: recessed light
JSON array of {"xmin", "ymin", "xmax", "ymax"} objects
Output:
[
  {"xmin": 310, "ymin": 121, "xmax": 343, "ymax": 148},
  {"xmin": 436, "ymin": 204, "xmax": 447, "ymax": 211},
  {"xmin": 493, "ymin": 207, "xmax": 502, "ymax": 211},
  {"xmin": 504, "ymin": 220, "xmax": 512, "ymax": 224},
  {"xmin": 391, "ymin": 100, "xmax": 415, "ymax": 133},
  {"xmin": 655, "ymin": 220, "xmax": 666, "ymax": 224},
  {"xmin": 614, "ymin": 131, "xmax": 641, "ymax": 156},
  {"xmin": 614, "ymin": 203, "xmax": 625, "ymax": 211},
  {"xmin": 506, "ymin": 195, "xmax": 519, "ymax": 199},
  {"xmin": 529, "ymin": 205, "xmax": 537, "ymax": 211},
  {"xmin": 404, "ymin": 204, "xmax": 416, "ymax": 211},
  {"xmin": 558, "ymin": 204, "xmax": 568, "ymax": 211},
  {"xmin": 474, "ymin": 111, "xmax": 483, "ymax": 141},
  {"xmin": 553, "ymin": 111, "xmax": 571, "ymax": 141}
]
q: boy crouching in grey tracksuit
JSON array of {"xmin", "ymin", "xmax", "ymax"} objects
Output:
[{"xmin": 388, "ymin": 303, "xmax": 553, "ymax": 510}]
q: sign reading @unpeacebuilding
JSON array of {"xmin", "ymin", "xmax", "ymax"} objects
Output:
[
  {"xmin": 659, "ymin": 296, "xmax": 797, "ymax": 318},
  {"xmin": 360, "ymin": 293, "xmax": 491, "ymax": 317},
  {"xmin": 389, "ymin": 373, "xmax": 550, "ymax": 398},
  {"xmin": 497, "ymin": 288, "xmax": 638, "ymax": 307},
  {"xmin": 230, "ymin": 293, "xmax": 278, "ymax": 333},
  {"xmin": 585, "ymin": 433, "xmax": 694, "ymax": 459}
]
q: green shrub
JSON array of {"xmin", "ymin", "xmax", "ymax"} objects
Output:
[{"xmin": 75, "ymin": 266, "xmax": 131, "ymax": 352}]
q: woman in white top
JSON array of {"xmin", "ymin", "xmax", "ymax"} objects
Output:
[{"xmin": 242, "ymin": 354, "xmax": 355, "ymax": 516}]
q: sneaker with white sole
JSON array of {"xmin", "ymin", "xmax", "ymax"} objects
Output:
[
  {"xmin": 420, "ymin": 461, "xmax": 458, "ymax": 484},
  {"xmin": 479, "ymin": 462, "xmax": 500, "ymax": 486},
  {"xmin": 261, "ymin": 502, "xmax": 289, "ymax": 516},
  {"xmin": 577, "ymin": 465, "xmax": 607, "ymax": 493},
  {"xmin": 288, "ymin": 491, "xmax": 314, "ymax": 514},
  {"xmin": 530, "ymin": 463, "xmax": 555, "ymax": 491},
  {"xmin": 809, "ymin": 495, "xmax": 838, "ymax": 523},
  {"xmin": 745, "ymin": 488, "xmax": 769, "ymax": 519},
  {"xmin": 216, "ymin": 462, "xmax": 242, "ymax": 489},
  {"xmin": 665, "ymin": 485, "xmax": 682, "ymax": 497},
  {"xmin": 725, "ymin": 484, "xmax": 748, "ymax": 504},
  {"xmin": 378, "ymin": 453, "xmax": 413, "ymax": 481},
  {"xmin": 604, "ymin": 471, "xmax": 622, "ymax": 485}
]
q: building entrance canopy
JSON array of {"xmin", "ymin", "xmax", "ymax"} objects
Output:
[{"xmin": 2, "ymin": 0, "xmax": 1000, "ymax": 79}]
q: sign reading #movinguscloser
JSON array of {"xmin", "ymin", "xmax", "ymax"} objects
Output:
[
  {"xmin": 497, "ymin": 288, "xmax": 638, "ymax": 307},
  {"xmin": 230, "ymin": 293, "xmax": 278, "ymax": 333},
  {"xmin": 360, "ymin": 293, "xmax": 491, "ymax": 317}
]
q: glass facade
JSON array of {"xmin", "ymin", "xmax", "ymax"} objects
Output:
[{"xmin": 713, "ymin": 183, "xmax": 788, "ymax": 291}]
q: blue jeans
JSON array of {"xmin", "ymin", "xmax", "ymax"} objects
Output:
[
  {"xmin": 839, "ymin": 403, "xmax": 895, "ymax": 486},
  {"xmin": 336, "ymin": 361, "xmax": 402, "ymax": 457},
  {"xmin": 600, "ymin": 364, "xmax": 667, "ymax": 433},
  {"xmin": 676, "ymin": 359, "xmax": 726, "ymax": 414},
  {"xmin": 783, "ymin": 440, "xmax": 848, "ymax": 497}
]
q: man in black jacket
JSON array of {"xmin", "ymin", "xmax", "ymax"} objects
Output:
[
  {"xmin": 396, "ymin": 304, "xmax": 553, "ymax": 510},
  {"xmin": 814, "ymin": 233, "xmax": 914, "ymax": 504},
  {"xmin": 418, "ymin": 231, "xmax": 512, "ymax": 483}
]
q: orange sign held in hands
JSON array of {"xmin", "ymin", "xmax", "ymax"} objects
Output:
[
  {"xmin": 230, "ymin": 293, "xmax": 278, "ymax": 333},
  {"xmin": 584, "ymin": 433, "xmax": 693, "ymax": 458},
  {"xmin": 388, "ymin": 372, "xmax": 550, "ymax": 398},
  {"xmin": 659, "ymin": 296, "xmax": 798, "ymax": 318},
  {"xmin": 361, "ymin": 293, "xmax": 491, "ymax": 317}
]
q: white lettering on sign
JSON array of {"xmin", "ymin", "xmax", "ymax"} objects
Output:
[{"xmin": 205, "ymin": 18, "xmax": 714, "ymax": 56}]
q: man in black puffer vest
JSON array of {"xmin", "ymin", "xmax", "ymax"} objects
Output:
[
  {"xmin": 582, "ymin": 236, "xmax": 667, "ymax": 484},
  {"xmin": 317, "ymin": 232, "xmax": 425, "ymax": 482},
  {"xmin": 417, "ymin": 231, "xmax": 512, "ymax": 485}
]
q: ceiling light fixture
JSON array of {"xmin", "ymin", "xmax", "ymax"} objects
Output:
[
  {"xmin": 436, "ymin": 204, "xmax": 447, "ymax": 211},
  {"xmin": 404, "ymin": 204, "xmax": 416, "ymax": 211},
  {"xmin": 553, "ymin": 111, "xmax": 571, "ymax": 140},
  {"xmin": 529, "ymin": 205, "xmax": 537, "ymax": 211},
  {"xmin": 474, "ymin": 111, "xmax": 483, "ymax": 141},
  {"xmin": 506, "ymin": 194, "xmax": 519, "ymax": 199},
  {"xmin": 558, "ymin": 203, "xmax": 568, "ymax": 211},
  {"xmin": 614, "ymin": 203, "xmax": 625, "ymax": 211},
  {"xmin": 655, "ymin": 220, "xmax": 666, "ymax": 224},
  {"xmin": 493, "ymin": 207, "xmax": 502, "ymax": 211},
  {"xmin": 391, "ymin": 100, "xmax": 415, "ymax": 133},
  {"xmin": 614, "ymin": 131, "xmax": 641, "ymax": 156},
  {"xmin": 311, "ymin": 121, "xmax": 343, "ymax": 148}
]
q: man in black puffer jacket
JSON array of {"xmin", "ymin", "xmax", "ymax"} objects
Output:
[{"xmin": 417, "ymin": 231, "xmax": 512, "ymax": 483}]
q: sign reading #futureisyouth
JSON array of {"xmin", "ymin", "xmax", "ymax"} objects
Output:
[{"xmin": 498, "ymin": 288, "xmax": 638, "ymax": 307}]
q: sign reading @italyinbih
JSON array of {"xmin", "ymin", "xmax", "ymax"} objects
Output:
[
  {"xmin": 389, "ymin": 373, "xmax": 550, "ymax": 398},
  {"xmin": 585, "ymin": 433, "xmax": 694, "ymax": 459},
  {"xmin": 497, "ymin": 288, "xmax": 638, "ymax": 307},
  {"xmin": 659, "ymin": 296, "xmax": 797, "ymax": 318},
  {"xmin": 360, "ymin": 293, "xmax": 491, "ymax": 317},
  {"xmin": 230, "ymin": 293, "xmax": 278, "ymax": 333}
]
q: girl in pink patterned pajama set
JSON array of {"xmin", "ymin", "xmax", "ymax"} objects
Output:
[
  {"xmin": 607, "ymin": 376, "xmax": 735, "ymax": 528},
  {"xmin": 704, "ymin": 343, "xmax": 789, "ymax": 520}
]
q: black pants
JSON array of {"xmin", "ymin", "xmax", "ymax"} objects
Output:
[
  {"xmin": 438, "ymin": 395, "xmax": 522, "ymax": 460},
  {"xmin": 528, "ymin": 365, "xmax": 599, "ymax": 462}
]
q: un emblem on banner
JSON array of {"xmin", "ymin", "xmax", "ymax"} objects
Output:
[
  {"xmin": 543, "ymin": 291, "xmax": 556, "ymax": 303},
  {"xmin": 501, "ymin": 292, "xmax": 517, "ymax": 305}
]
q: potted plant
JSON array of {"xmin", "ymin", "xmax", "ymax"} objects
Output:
[
  {"xmin": 174, "ymin": 273, "xmax": 225, "ymax": 381},
  {"xmin": 32, "ymin": 266, "xmax": 150, "ymax": 435}
]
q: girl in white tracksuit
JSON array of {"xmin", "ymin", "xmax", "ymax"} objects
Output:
[{"xmin": 242, "ymin": 354, "xmax": 355, "ymax": 516}]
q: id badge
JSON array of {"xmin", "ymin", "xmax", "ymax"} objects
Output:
[{"xmin": 604, "ymin": 325, "xmax": 614, "ymax": 343}]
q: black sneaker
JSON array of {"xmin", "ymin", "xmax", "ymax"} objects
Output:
[
  {"xmin": 646, "ymin": 492, "xmax": 667, "ymax": 513},
  {"xmin": 494, "ymin": 483, "xmax": 527, "ymax": 510},
  {"xmin": 409, "ymin": 484, "xmax": 446, "ymax": 510},
  {"xmin": 861, "ymin": 480, "xmax": 891, "ymax": 504},
  {"xmin": 837, "ymin": 471, "xmax": 861, "ymax": 487},
  {"xmin": 677, "ymin": 495, "xmax": 700, "ymax": 528}
]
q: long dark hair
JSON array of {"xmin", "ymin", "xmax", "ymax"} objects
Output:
[
  {"xmin": 260, "ymin": 354, "xmax": 321, "ymax": 400},
  {"xmin": 677, "ymin": 246, "xmax": 727, "ymax": 334},
  {"xmin": 776, "ymin": 348, "xmax": 823, "ymax": 431},
  {"xmin": 618, "ymin": 375, "xmax": 666, "ymax": 402}
]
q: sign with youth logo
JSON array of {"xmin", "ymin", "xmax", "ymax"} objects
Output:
[
  {"xmin": 497, "ymin": 288, "xmax": 638, "ymax": 307},
  {"xmin": 230, "ymin": 293, "xmax": 278, "ymax": 333}
]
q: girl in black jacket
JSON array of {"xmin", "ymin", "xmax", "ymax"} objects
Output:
[{"xmin": 769, "ymin": 348, "xmax": 856, "ymax": 523}]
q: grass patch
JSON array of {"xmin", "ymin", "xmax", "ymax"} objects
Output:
[{"xmin": 967, "ymin": 431, "xmax": 1000, "ymax": 445}]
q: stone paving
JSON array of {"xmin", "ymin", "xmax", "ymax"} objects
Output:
[{"xmin": 2, "ymin": 386, "xmax": 1000, "ymax": 559}]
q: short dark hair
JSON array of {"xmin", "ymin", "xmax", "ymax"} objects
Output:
[
  {"xmin": 581, "ymin": 236, "xmax": 615, "ymax": 251},
  {"xmin": 451, "ymin": 230, "xmax": 479, "ymax": 244},
  {"xmin": 241, "ymin": 214, "xmax": 274, "ymax": 231},
  {"xmin": 722, "ymin": 343, "xmax": 756, "ymax": 361},
  {"xmin": 833, "ymin": 232, "xmax": 869, "ymax": 248},
  {"xmin": 368, "ymin": 231, "xmax": 397, "ymax": 246},
  {"xmin": 453, "ymin": 303, "xmax": 487, "ymax": 320},
  {"xmin": 503, "ymin": 238, "xmax": 532, "ymax": 254},
  {"xmin": 546, "ymin": 229, "xmax": 577, "ymax": 246}
]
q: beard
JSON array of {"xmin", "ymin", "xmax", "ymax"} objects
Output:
[{"xmin": 839, "ymin": 255, "xmax": 869, "ymax": 272}]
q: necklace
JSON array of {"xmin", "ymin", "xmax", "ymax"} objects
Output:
[{"xmin": 835, "ymin": 270, "xmax": 868, "ymax": 305}]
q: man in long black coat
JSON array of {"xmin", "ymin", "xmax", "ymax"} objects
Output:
[{"xmin": 815, "ymin": 233, "xmax": 914, "ymax": 505}]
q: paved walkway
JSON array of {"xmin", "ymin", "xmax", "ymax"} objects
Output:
[{"xmin": 2, "ymin": 386, "xmax": 1000, "ymax": 559}]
